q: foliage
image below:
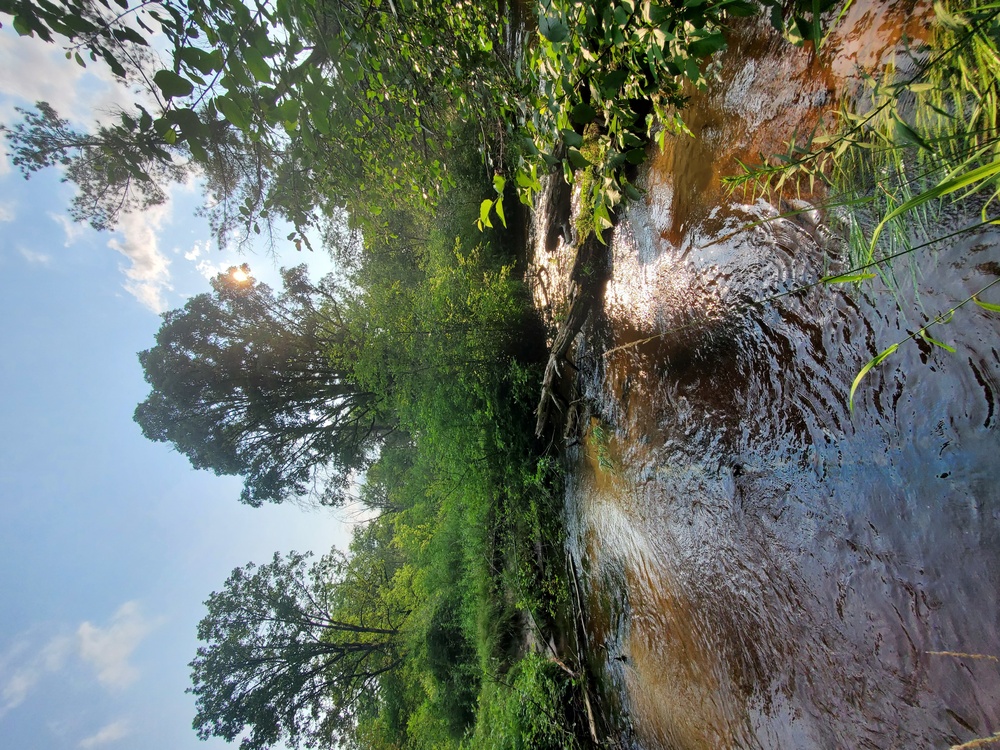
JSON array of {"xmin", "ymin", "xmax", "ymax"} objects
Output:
[
  {"xmin": 0, "ymin": 0, "xmax": 784, "ymax": 244},
  {"xmin": 469, "ymin": 654, "xmax": 579, "ymax": 750},
  {"xmin": 190, "ymin": 548, "xmax": 410, "ymax": 750},
  {"xmin": 2, "ymin": 102, "xmax": 190, "ymax": 230},
  {"xmin": 508, "ymin": 0, "xmax": 748, "ymax": 236},
  {"xmin": 134, "ymin": 264, "xmax": 390, "ymax": 506},
  {"xmin": 0, "ymin": 0, "xmax": 513, "ymax": 241}
]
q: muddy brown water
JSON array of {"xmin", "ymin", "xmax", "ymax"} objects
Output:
[{"xmin": 528, "ymin": 4, "xmax": 1000, "ymax": 748}]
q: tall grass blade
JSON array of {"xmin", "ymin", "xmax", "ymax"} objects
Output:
[
  {"xmin": 850, "ymin": 344, "xmax": 899, "ymax": 412},
  {"xmin": 867, "ymin": 156, "xmax": 1000, "ymax": 255}
]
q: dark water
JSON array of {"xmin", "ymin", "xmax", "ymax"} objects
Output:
[{"xmin": 530, "ymin": 5, "xmax": 1000, "ymax": 748}]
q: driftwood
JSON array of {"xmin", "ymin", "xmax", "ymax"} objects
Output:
[{"xmin": 535, "ymin": 232, "xmax": 608, "ymax": 439}]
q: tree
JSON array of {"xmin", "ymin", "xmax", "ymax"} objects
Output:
[
  {"xmin": 190, "ymin": 549, "xmax": 411, "ymax": 750},
  {"xmin": 134, "ymin": 264, "xmax": 391, "ymax": 506},
  {"xmin": 0, "ymin": 0, "xmax": 511, "ymax": 241}
]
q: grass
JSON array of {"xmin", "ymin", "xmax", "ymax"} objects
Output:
[{"xmin": 723, "ymin": 0, "xmax": 1000, "ymax": 410}]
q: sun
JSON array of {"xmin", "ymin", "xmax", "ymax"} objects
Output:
[{"xmin": 231, "ymin": 267, "xmax": 250, "ymax": 283}]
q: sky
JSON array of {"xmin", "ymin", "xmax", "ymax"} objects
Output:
[{"xmin": 0, "ymin": 28, "xmax": 357, "ymax": 750}]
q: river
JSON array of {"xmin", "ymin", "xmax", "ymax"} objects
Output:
[{"xmin": 528, "ymin": 3, "xmax": 1000, "ymax": 748}]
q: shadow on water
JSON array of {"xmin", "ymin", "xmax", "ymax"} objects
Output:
[{"xmin": 541, "ymin": 3, "xmax": 1000, "ymax": 748}]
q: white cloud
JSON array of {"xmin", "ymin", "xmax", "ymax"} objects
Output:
[
  {"xmin": 0, "ymin": 32, "xmax": 88, "ymax": 122},
  {"xmin": 107, "ymin": 202, "xmax": 173, "ymax": 313},
  {"xmin": 49, "ymin": 212, "xmax": 86, "ymax": 246},
  {"xmin": 79, "ymin": 720, "xmax": 130, "ymax": 749},
  {"xmin": 18, "ymin": 246, "xmax": 52, "ymax": 265},
  {"xmin": 0, "ymin": 201, "xmax": 13, "ymax": 222},
  {"xmin": 0, "ymin": 635, "xmax": 72, "ymax": 718},
  {"xmin": 183, "ymin": 239, "xmax": 208, "ymax": 261},
  {"xmin": 77, "ymin": 601, "xmax": 155, "ymax": 690},
  {"xmin": 195, "ymin": 258, "xmax": 226, "ymax": 280},
  {"xmin": 0, "ymin": 28, "xmax": 137, "ymax": 126}
]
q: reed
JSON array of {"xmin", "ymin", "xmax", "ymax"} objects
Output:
[{"xmin": 725, "ymin": 0, "xmax": 1000, "ymax": 409}]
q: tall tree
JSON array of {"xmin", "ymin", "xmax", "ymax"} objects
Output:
[
  {"xmin": 134, "ymin": 265, "xmax": 390, "ymax": 506},
  {"xmin": 190, "ymin": 548, "xmax": 411, "ymax": 750}
]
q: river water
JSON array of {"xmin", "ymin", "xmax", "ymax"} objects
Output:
[{"xmin": 528, "ymin": 4, "xmax": 1000, "ymax": 748}]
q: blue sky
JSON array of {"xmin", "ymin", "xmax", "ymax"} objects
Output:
[{"xmin": 0, "ymin": 28, "xmax": 354, "ymax": 750}]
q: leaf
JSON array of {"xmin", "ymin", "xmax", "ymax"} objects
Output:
[
  {"xmin": 567, "ymin": 148, "xmax": 591, "ymax": 169},
  {"xmin": 242, "ymin": 47, "xmax": 272, "ymax": 83},
  {"xmin": 891, "ymin": 113, "xmax": 930, "ymax": 151},
  {"xmin": 571, "ymin": 103, "xmax": 597, "ymax": 125},
  {"xmin": 601, "ymin": 70, "xmax": 628, "ymax": 94},
  {"xmin": 215, "ymin": 95, "xmax": 250, "ymax": 130},
  {"xmin": 539, "ymin": 15, "xmax": 570, "ymax": 43},
  {"xmin": 721, "ymin": 0, "xmax": 758, "ymax": 17},
  {"xmin": 495, "ymin": 195, "xmax": 507, "ymax": 228},
  {"xmin": 918, "ymin": 329, "xmax": 956, "ymax": 353},
  {"xmin": 561, "ymin": 129, "xmax": 584, "ymax": 148},
  {"xmin": 479, "ymin": 199, "xmax": 493, "ymax": 229},
  {"xmin": 625, "ymin": 148, "xmax": 647, "ymax": 165},
  {"xmin": 869, "ymin": 157, "xmax": 1000, "ymax": 253},
  {"xmin": 689, "ymin": 32, "xmax": 726, "ymax": 57},
  {"xmin": 973, "ymin": 295, "xmax": 1000, "ymax": 312},
  {"xmin": 849, "ymin": 343, "xmax": 899, "ymax": 412},
  {"xmin": 178, "ymin": 46, "xmax": 218, "ymax": 75},
  {"xmin": 821, "ymin": 272, "xmax": 877, "ymax": 283},
  {"xmin": 12, "ymin": 15, "xmax": 33, "ymax": 36},
  {"xmin": 153, "ymin": 70, "xmax": 194, "ymax": 99},
  {"xmin": 643, "ymin": 1, "xmax": 672, "ymax": 24}
]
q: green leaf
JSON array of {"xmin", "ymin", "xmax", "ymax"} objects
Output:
[
  {"xmin": 102, "ymin": 49, "xmax": 127, "ymax": 78},
  {"xmin": 720, "ymin": 0, "xmax": 758, "ymax": 17},
  {"xmin": 973, "ymin": 295, "xmax": 1000, "ymax": 312},
  {"xmin": 242, "ymin": 47, "xmax": 272, "ymax": 83},
  {"xmin": 12, "ymin": 15, "xmax": 33, "ymax": 36},
  {"xmin": 625, "ymin": 148, "xmax": 646, "ymax": 165},
  {"xmin": 821, "ymin": 272, "xmax": 877, "ymax": 283},
  {"xmin": 689, "ymin": 32, "xmax": 727, "ymax": 57},
  {"xmin": 494, "ymin": 195, "xmax": 507, "ymax": 228},
  {"xmin": 178, "ymin": 46, "xmax": 218, "ymax": 75},
  {"xmin": 153, "ymin": 70, "xmax": 194, "ymax": 99},
  {"xmin": 539, "ymin": 15, "xmax": 570, "ymax": 43},
  {"xmin": 165, "ymin": 107, "xmax": 206, "ymax": 142},
  {"xmin": 567, "ymin": 148, "xmax": 591, "ymax": 169},
  {"xmin": 479, "ymin": 199, "xmax": 493, "ymax": 229},
  {"xmin": 493, "ymin": 174, "xmax": 506, "ymax": 195},
  {"xmin": 561, "ymin": 129, "xmax": 584, "ymax": 148},
  {"xmin": 215, "ymin": 95, "xmax": 250, "ymax": 130},
  {"xmin": 918, "ymin": 329, "xmax": 956, "ymax": 353},
  {"xmin": 602, "ymin": 70, "xmax": 628, "ymax": 94},
  {"xmin": 571, "ymin": 102, "xmax": 597, "ymax": 125},
  {"xmin": 891, "ymin": 113, "xmax": 931, "ymax": 151},
  {"xmin": 277, "ymin": 99, "xmax": 301, "ymax": 123},
  {"xmin": 849, "ymin": 344, "xmax": 899, "ymax": 412},
  {"xmin": 624, "ymin": 182, "xmax": 643, "ymax": 201},
  {"xmin": 643, "ymin": 2, "xmax": 672, "ymax": 24}
]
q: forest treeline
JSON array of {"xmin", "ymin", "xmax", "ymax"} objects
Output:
[
  {"xmin": 0, "ymin": 0, "xmax": 852, "ymax": 747},
  {"xmin": 139, "ymin": 142, "xmax": 577, "ymax": 748}
]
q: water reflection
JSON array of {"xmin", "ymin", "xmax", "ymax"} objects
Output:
[{"xmin": 546, "ymin": 4, "xmax": 1000, "ymax": 748}]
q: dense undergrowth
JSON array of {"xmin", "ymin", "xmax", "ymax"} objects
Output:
[{"xmin": 307, "ymin": 127, "xmax": 586, "ymax": 749}]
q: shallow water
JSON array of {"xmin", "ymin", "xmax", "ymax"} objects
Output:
[{"xmin": 531, "ymin": 5, "xmax": 1000, "ymax": 748}]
